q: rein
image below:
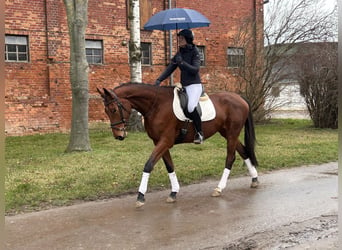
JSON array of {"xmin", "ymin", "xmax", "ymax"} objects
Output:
[{"xmin": 143, "ymin": 86, "xmax": 159, "ymax": 119}]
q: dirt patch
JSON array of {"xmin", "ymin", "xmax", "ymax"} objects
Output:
[{"xmin": 219, "ymin": 214, "xmax": 338, "ymax": 250}]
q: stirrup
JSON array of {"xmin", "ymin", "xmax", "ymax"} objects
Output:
[{"xmin": 194, "ymin": 132, "xmax": 204, "ymax": 144}]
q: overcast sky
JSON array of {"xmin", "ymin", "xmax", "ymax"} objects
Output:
[
  {"xmin": 264, "ymin": 0, "xmax": 337, "ymax": 43},
  {"xmin": 264, "ymin": 0, "xmax": 337, "ymax": 13}
]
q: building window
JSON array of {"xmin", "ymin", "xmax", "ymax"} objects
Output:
[
  {"xmin": 141, "ymin": 42, "xmax": 151, "ymax": 66},
  {"xmin": 86, "ymin": 40, "xmax": 103, "ymax": 64},
  {"xmin": 5, "ymin": 35, "xmax": 29, "ymax": 62},
  {"xmin": 227, "ymin": 47, "xmax": 245, "ymax": 68},
  {"xmin": 270, "ymin": 85, "xmax": 280, "ymax": 97},
  {"xmin": 197, "ymin": 46, "xmax": 205, "ymax": 66}
]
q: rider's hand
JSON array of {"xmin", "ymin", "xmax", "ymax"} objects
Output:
[
  {"xmin": 155, "ymin": 79, "xmax": 161, "ymax": 86},
  {"xmin": 175, "ymin": 54, "xmax": 183, "ymax": 64}
]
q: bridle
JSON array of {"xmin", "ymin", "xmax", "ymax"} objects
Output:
[
  {"xmin": 102, "ymin": 85, "xmax": 159, "ymax": 134},
  {"xmin": 103, "ymin": 91, "xmax": 129, "ymax": 132}
]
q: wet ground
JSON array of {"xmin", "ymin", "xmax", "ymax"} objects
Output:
[{"xmin": 6, "ymin": 162, "xmax": 338, "ymax": 249}]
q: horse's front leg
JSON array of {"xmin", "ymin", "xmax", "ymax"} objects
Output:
[
  {"xmin": 161, "ymin": 149, "xmax": 180, "ymax": 203},
  {"xmin": 136, "ymin": 140, "xmax": 170, "ymax": 208},
  {"xmin": 212, "ymin": 138, "xmax": 237, "ymax": 197}
]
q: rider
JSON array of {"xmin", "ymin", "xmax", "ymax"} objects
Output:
[{"xmin": 155, "ymin": 29, "xmax": 204, "ymax": 144}]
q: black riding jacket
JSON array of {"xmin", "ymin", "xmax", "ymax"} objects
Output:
[{"xmin": 157, "ymin": 44, "xmax": 201, "ymax": 86}]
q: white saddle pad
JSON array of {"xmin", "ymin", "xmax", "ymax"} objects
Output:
[{"xmin": 172, "ymin": 87, "xmax": 216, "ymax": 121}]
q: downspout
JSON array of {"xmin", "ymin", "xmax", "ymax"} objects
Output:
[
  {"xmin": 169, "ymin": 0, "xmax": 173, "ymax": 85},
  {"xmin": 164, "ymin": 0, "xmax": 168, "ymax": 66},
  {"xmin": 44, "ymin": 0, "xmax": 51, "ymax": 96}
]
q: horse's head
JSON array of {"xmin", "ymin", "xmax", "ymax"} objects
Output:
[{"xmin": 97, "ymin": 87, "xmax": 132, "ymax": 140}]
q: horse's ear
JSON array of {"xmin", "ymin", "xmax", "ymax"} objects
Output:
[
  {"xmin": 103, "ymin": 88, "xmax": 115, "ymax": 99},
  {"xmin": 97, "ymin": 87, "xmax": 105, "ymax": 98}
]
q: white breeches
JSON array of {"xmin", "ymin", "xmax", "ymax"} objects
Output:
[{"xmin": 183, "ymin": 84, "xmax": 202, "ymax": 113}]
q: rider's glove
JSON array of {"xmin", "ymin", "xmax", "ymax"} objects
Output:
[
  {"xmin": 155, "ymin": 79, "xmax": 161, "ymax": 86},
  {"xmin": 175, "ymin": 54, "xmax": 183, "ymax": 64}
]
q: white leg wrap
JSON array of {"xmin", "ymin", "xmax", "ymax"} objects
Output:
[
  {"xmin": 138, "ymin": 172, "xmax": 150, "ymax": 194},
  {"xmin": 168, "ymin": 172, "xmax": 180, "ymax": 192},
  {"xmin": 218, "ymin": 168, "xmax": 231, "ymax": 190},
  {"xmin": 245, "ymin": 158, "xmax": 258, "ymax": 178}
]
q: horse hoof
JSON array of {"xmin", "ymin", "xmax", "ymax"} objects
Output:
[
  {"xmin": 166, "ymin": 192, "xmax": 177, "ymax": 203},
  {"xmin": 211, "ymin": 187, "xmax": 222, "ymax": 197},
  {"xmin": 250, "ymin": 180, "xmax": 259, "ymax": 188},
  {"xmin": 135, "ymin": 201, "xmax": 145, "ymax": 208},
  {"xmin": 166, "ymin": 196, "xmax": 176, "ymax": 203}
]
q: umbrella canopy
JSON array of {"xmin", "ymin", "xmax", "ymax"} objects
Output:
[{"xmin": 144, "ymin": 8, "xmax": 210, "ymax": 31}]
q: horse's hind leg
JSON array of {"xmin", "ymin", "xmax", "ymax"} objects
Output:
[
  {"xmin": 162, "ymin": 150, "xmax": 180, "ymax": 203},
  {"xmin": 236, "ymin": 141, "xmax": 259, "ymax": 188}
]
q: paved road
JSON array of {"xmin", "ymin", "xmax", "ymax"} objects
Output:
[{"xmin": 6, "ymin": 162, "xmax": 338, "ymax": 249}]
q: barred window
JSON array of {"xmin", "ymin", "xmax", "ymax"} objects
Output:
[
  {"xmin": 86, "ymin": 40, "xmax": 103, "ymax": 64},
  {"xmin": 227, "ymin": 47, "xmax": 245, "ymax": 68},
  {"xmin": 141, "ymin": 42, "xmax": 151, "ymax": 66},
  {"xmin": 5, "ymin": 35, "xmax": 29, "ymax": 62},
  {"xmin": 197, "ymin": 46, "xmax": 206, "ymax": 67}
]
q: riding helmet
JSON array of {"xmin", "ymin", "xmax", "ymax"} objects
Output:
[{"xmin": 178, "ymin": 29, "xmax": 194, "ymax": 44}]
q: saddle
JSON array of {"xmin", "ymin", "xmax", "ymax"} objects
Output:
[{"xmin": 172, "ymin": 86, "xmax": 216, "ymax": 122}]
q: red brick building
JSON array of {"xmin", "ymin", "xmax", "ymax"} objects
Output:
[{"xmin": 5, "ymin": 0, "xmax": 264, "ymax": 135}]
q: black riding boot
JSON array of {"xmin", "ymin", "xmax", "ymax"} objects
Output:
[{"xmin": 189, "ymin": 109, "xmax": 204, "ymax": 144}]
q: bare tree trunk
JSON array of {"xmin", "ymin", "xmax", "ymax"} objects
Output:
[
  {"xmin": 129, "ymin": 0, "xmax": 142, "ymax": 83},
  {"xmin": 128, "ymin": 0, "xmax": 144, "ymax": 131},
  {"xmin": 64, "ymin": 0, "xmax": 91, "ymax": 152}
]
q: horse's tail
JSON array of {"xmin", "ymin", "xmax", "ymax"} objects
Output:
[{"xmin": 244, "ymin": 105, "xmax": 258, "ymax": 167}]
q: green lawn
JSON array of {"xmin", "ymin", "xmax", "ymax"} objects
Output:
[{"xmin": 5, "ymin": 119, "xmax": 338, "ymax": 214}]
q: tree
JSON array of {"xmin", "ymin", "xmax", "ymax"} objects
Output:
[
  {"xmin": 64, "ymin": 0, "xmax": 91, "ymax": 152},
  {"xmin": 127, "ymin": 0, "xmax": 144, "ymax": 131},
  {"xmin": 295, "ymin": 43, "xmax": 337, "ymax": 128},
  {"xmin": 233, "ymin": 0, "xmax": 337, "ymax": 121},
  {"xmin": 128, "ymin": 0, "xmax": 142, "ymax": 83}
]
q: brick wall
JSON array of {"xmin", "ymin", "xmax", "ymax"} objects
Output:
[{"xmin": 5, "ymin": 0, "xmax": 264, "ymax": 135}]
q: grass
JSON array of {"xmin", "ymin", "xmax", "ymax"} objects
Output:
[{"xmin": 5, "ymin": 119, "xmax": 338, "ymax": 214}]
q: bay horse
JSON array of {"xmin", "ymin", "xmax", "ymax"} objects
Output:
[{"xmin": 97, "ymin": 83, "xmax": 259, "ymax": 208}]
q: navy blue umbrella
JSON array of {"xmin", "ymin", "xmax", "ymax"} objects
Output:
[{"xmin": 144, "ymin": 8, "xmax": 210, "ymax": 31}]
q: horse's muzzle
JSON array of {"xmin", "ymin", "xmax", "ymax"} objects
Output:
[{"xmin": 115, "ymin": 136, "xmax": 125, "ymax": 141}]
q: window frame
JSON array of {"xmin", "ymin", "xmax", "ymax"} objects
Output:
[
  {"xmin": 141, "ymin": 42, "xmax": 152, "ymax": 66},
  {"xmin": 197, "ymin": 45, "xmax": 206, "ymax": 67},
  {"xmin": 5, "ymin": 35, "xmax": 29, "ymax": 62},
  {"xmin": 127, "ymin": 0, "xmax": 152, "ymax": 30},
  {"xmin": 85, "ymin": 39, "xmax": 103, "ymax": 65},
  {"xmin": 227, "ymin": 47, "xmax": 245, "ymax": 68}
]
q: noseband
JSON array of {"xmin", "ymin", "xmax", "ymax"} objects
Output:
[{"xmin": 104, "ymin": 92, "xmax": 129, "ymax": 132}]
